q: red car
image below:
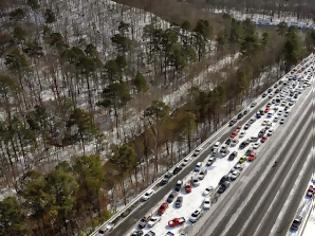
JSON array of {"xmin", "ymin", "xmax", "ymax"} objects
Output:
[
  {"xmin": 260, "ymin": 136, "xmax": 267, "ymax": 143},
  {"xmin": 306, "ymin": 185, "xmax": 315, "ymax": 198},
  {"xmin": 230, "ymin": 131, "xmax": 238, "ymax": 139},
  {"xmin": 185, "ymin": 183, "xmax": 192, "ymax": 193},
  {"xmin": 168, "ymin": 217, "xmax": 186, "ymax": 227},
  {"xmin": 247, "ymin": 151, "xmax": 256, "ymax": 161},
  {"xmin": 158, "ymin": 202, "xmax": 168, "ymax": 215},
  {"xmin": 264, "ymin": 107, "xmax": 270, "ymax": 113}
]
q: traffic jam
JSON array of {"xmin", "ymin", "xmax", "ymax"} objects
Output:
[{"xmin": 127, "ymin": 54, "xmax": 315, "ymax": 236}]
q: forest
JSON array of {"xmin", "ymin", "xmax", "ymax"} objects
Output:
[{"xmin": 0, "ymin": 0, "xmax": 315, "ymax": 235}]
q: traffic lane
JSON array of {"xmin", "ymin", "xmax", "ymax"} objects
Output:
[
  {"xmin": 240, "ymin": 120, "xmax": 313, "ymax": 236},
  {"xmin": 109, "ymin": 92, "xmax": 271, "ymax": 236},
  {"xmin": 195, "ymin": 89, "xmax": 313, "ymax": 236},
  {"xmin": 258, "ymin": 152, "xmax": 313, "ymax": 236},
  {"xmin": 210, "ymin": 104, "xmax": 312, "ymax": 236},
  {"xmin": 210, "ymin": 92, "xmax": 313, "ymax": 236}
]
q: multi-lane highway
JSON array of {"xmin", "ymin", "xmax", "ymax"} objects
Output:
[
  {"xmin": 192, "ymin": 76, "xmax": 314, "ymax": 236},
  {"xmin": 94, "ymin": 53, "xmax": 315, "ymax": 236}
]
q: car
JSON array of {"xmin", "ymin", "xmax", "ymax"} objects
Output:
[
  {"xmin": 185, "ymin": 182, "xmax": 192, "ymax": 193},
  {"xmin": 212, "ymin": 142, "xmax": 221, "ymax": 152},
  {"xmin": 290, "ymin": 216, "xmax": 303, "ymax": 231},
  {"xmin": 217, "ymin": 181, "xmax": 230, "ymax": 194},
  {"xmin": 237, "ymin": 113, "xmax": 243, "ymax": 119},
  {"xmin": 182, "ymin": 157, "xmax": 190, "ymax": 166},
  {"xmin": 248, "ymin": 118, "xmax": 256, "ymax": 124},
  {"xmin": 243, "ymin": 123, "xmax": 250, "ymax": 130},
  {"xmin": 147, "ymin": 216, "xmax": 161, "ymax": 227},
  {"xmin": 260, "ymin": 136, "xmax": 268, "ymax": 143},
  {"xmin": 225, "ymin": 138, "xmax": 232, "ymax": 146},
  {"xmin": 247, "ymin": 151, "xmax": 256, "ymax": 161},
  {"xmin": 203, "ymin": 186, "xmax": 214, "ymax": 196},
  {"xmin": 262, "ymin": 92, "xmax": 267, "ymax": 98},
  {"xmin": 230, "ymin": 131, "xmax": 238, "ymax": 139},
  {"xmin": 279, "ymin": 118, "xmax": 285, "ymax": 124},
  {"xmin": 243, "ymin": 109, "xmax": 248, "ymax": 115},
  {"xmin": 158, "ymin": 202, "xmax": 168, "ymax": 215},
  {"xmin": 193, "ymin": 147, "xmax": 202, "ymax": 157},
  {"xmin": 98, "ymin": 223, "xmax": 113, "ymax": 235},
  {"xmin": 239, "ymin": 131, "xmax": 246, "ymax": 138},
  {"xmin": 239, "ymin": 156, "xmax": 247, "ymax": 164},
  {"xmin": 252, "ymin": 142, "xmax": 260, "ymax": 149},
  {"xmin": 250, "ymin": 102, "xmax": 257, "ymax": 108},
  {"xmin": 219, "ymin": 175, "xmax": 230, "ymax": 185},
  {"xmin": 228, "ymin": 151, "xmax": 237, "ymax": 161},
  {"xmin": 142, "ymin": 189, "xmax": 154, "ymax": 201},
  {"xmin": 229, "ymin": 170, "xmax": 240, "ymax": 181},
  {"xmin": 306, "ymin": 185, "xmax": 314, "ymax": 198},
  {"xmin": 175, "ymin": 196, "xmax": 183, "ymax": 208},
  {"xmin": 199, "ymin": 167, "xmax": 208, "ymax": 180},
  {"xmin": 189, "ymin": 208, "xmax": 202, "ymax": 223},
  {"xmin": 166, "ymin": 193, "xmax": 176, "ymax": 203},
  {"xmin": 174, "ymin": 180, "xmax": 183, "ymax": 192},
  {"xmin": 131, "ymin": 230, "xmax": 144, "ymax": 236},
  {"xmin": 249, "ymin": 136, "xmax": 258, "ymax": 142},
  {"xmin": 160, "ymin": 172, "xmax": 172, "ymax": 186},
  {"xmin": 239, "ymin": 140, "xmax": 249, "ymax": 149},
  {"xmin": 138, "ymin": 217, "xmax": 148, "ymax": 229},
  {"xmin": 267, "ymin": 129, "xmax": 273, "ymax": 136},
  {"xmin": 231, "ymin": 139, "xmax": 239, "ymax": 147},
  {"xmin": 220, "ymin": 144, "xmax": 229, "ymax": 157},
  {"xmin": 273, "ymin": 116, "xmax": 279, "ymax": 123},
  {"xmin": 256, "ymin": 112, "xmax": 261, "ymax": 119},
  {"xmin": 194, "ymin": 162, "xmax": 202, "ymax": 172},
  {"xmin": 144, "ymin": 231, "xmax": 156, "ymax": 236},
  {"xmin": 165, "ymin": 232, "xmax": 175, "ymax": 236},
  {"xmin": 168, "ymin": 217, "xmax": 186, "ymax": 227},
  {"xmin": 173, "ymin": 165, "xmax": 182, "ymax": 175},
  {"xmin": 229, "ymin": 119, "xmax": 236, "ymax": 127},
  {"xmin": 191, "ymin": 176, "xmax": 200, "ymax": 187},
  {"xmin": 203, "ymin": 197, "xmax": 211, "ymax": 210},
  {"xmin": 206, "ymin": 157, "xmax": 215, "ymax": 166}
]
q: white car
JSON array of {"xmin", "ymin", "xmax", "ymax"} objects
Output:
[
  {"xmin": 147, "ymin": 216, "xmax": 161, "ymax": 227},
  {"xmin": 252, "ymin": 142, "xmax": 260, "ymax": 150},
  {"xmin": 203, "ymin": 186, "xmax": 214, "ymax": 196},
  {"xmin": 239, "ymin": 131, "xmax": 246, "ymax": 138},
  {"xmin": 141, "ymin": 189, "xmax": 155, "ymax": 201},
  {"xmin": 189, "ymin": 208, "xmax": 203, "ymax": 223},
  {"xmin": 203, "ymin": 197, "xmax": 211, "ymax": 210}
]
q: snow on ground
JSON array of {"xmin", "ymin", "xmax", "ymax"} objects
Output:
[
  {"xmin": 210, "ymin": 9, "xmax": 315, "ymax": 29},
  {"xmin": 302, "ymin": 194, "xmax": 315, "ymax": 236},
  {"xmin": 125, "ymin": 55, "xmax": 315, "ymax": 236}
]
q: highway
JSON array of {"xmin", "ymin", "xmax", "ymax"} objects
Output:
[
  {"xmin": 107, "ymin": 84, "xmax": 272, "ymax": 236},
  {"xmin": 94, "ymin": 53, "xmax": 315, "ymax": 236},
  {"xmin": 192, "ymin": 70, "xmax": 314, "ymax": 236}
]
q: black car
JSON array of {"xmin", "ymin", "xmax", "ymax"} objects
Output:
[
  {"xmin": 228, "ymin": 151, "xmax": 237, "ymax": 161},
  {"xmin": 219, "ymin": 175, "xmax": 230, "ymax": 185},
  {"xmin": 237, "ymin": 113, "xmax": 243, "ymax": 119},
  {"xmin": 166, "ymin": 193, "xmax": 175, "ymax": 203},
  {"xmin": 173, "ymin": 166, "xmax": 182, "ymax": 175},
  {"xmin": 239, "ymin": 141, "xmax": 249, "ymax": 149},
  {"xmin": 175, "ymin": 196, "xmax": 183, "ymax": 208},
  {"xmin": 229, "ymin": 119, "xmax": 236, "ymax": 127},
  {"xmin": 174, "ymin": 181, "xmax": 183, "ymax": 192},
  {"xmin": 131, "ymin": 230, "xmax": 144, "ymax": 236},
  {"xmin": 225, "ymin": 138, "xmax": 232, "ymax": 146},
  {"xmin": 290, "ymin": 216, "xmax": 302, "ymax": 231}
]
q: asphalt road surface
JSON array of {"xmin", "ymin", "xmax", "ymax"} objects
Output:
[
  {"xmin": 107, "ymin": 84, "xmax": 273, "ymax": 236},
  {"xmin": 193, "ymin": 80, "xmax": 314, "ymax": 236}
]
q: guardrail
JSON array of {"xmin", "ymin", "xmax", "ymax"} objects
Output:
[{"xmin": 90, "ymin": 53, "xmax": 314, "ymax": 236}]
